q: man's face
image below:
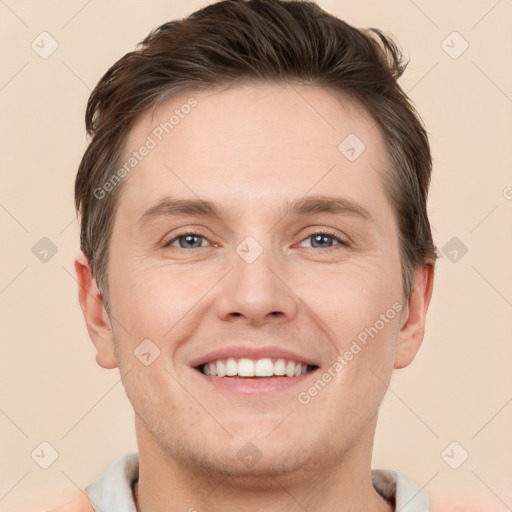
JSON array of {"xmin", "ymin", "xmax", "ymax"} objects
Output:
[{"xmin": 104, "ymin": 82, "xmax": 406, "ymax": 478}]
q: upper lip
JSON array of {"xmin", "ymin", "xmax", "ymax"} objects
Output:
[{"xmin": 189, "ymin": 345, "xmax": 320, "ymax": 368}]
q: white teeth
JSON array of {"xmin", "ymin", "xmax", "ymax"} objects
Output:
[
  {"xmin": 225, "ymin": 357, "xmax": 238, "ymax": 376},
  {"xmin": 255, "ymin": 358, "xmax": 274, "ymax": 377},
  {"xmin": 285, "ymin": 360, "xmax": 296, "ymax": 377},
  {"xmin": 200, "ymin": 357, "xmax": 315, "ymax": 378},
  {"xmin": 274, "ymin": 358, "xmax": 286, "ymax": 375},
  {"xmin": 217, "ymin": 359, "xmax": 226, "ymax": 377},
  {"xmin": 238, "ymin": 358, "xmax": 254, "ymax": 377}
]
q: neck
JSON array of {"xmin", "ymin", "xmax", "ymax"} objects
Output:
[{"xmin": 132, "ymin": 417, "xmax": 393, "ymax": 512}]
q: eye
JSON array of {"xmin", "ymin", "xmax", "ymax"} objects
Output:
[
  {"xmin": 300, "ymin": 230, "xmax": 348, "ymax": 250},
  {"xmin": 162, "ymin": 230, "xmax": 348, "ymax": 251},
  {"xmin": 163, "ymin": 232, "xmax": 209, "ymax": 249}
]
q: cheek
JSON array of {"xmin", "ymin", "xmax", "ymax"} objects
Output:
[
  {"xmin": 116, "ymin": 353, "xmax": 186, "ymax": 429},
  {"xmin": 296, "ymin": 262, "xmax": 401, "ymax": 400},
  {"xmin": 323, "ymin": 311, "xmax": 400, "ymax": 423},
  {"xmin": 296, "ymin": 259, "xmax": 402, "ymax": 336},
  {"xmin": 108, "ymin": 262, "xmax": 199, "ymax": 337}
]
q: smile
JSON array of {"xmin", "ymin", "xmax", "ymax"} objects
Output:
[{"xmin": 197, "ymin": 357, "xmax": 318, "ymax": 378}]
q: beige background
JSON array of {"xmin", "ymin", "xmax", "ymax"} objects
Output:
[{"xmin": 1, "ymin": 0, "xmax": 511, "ymax": 510}]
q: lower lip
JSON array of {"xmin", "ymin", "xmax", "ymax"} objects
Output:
[{"xmin": 193, "ymin": 368, "xmax": 319, "ymax": 395}]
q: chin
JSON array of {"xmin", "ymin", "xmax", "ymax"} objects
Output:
[
  {"xmin": 214, "ymin": 448, "xmax": 314, "ymax": 483},
  {"xmin": 168, "ymin": 433, "xmax": 317, "ymax": 481}
]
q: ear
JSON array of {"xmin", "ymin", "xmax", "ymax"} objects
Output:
[
  {"xmin": 394, "ymin": 261, "xmax": 435, "ymax": 369},
  {"xmin": 74, "ymin": 250, "xmax": 118, "ymax": 369}
]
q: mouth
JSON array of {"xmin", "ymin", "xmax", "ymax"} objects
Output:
[
  {"xmin": 195, "ymin": 357, "xmax": 319, "ymax": 378},
  {"xmin": 189, "ymin": 345, "xmax": 321, "ymax": 395}
]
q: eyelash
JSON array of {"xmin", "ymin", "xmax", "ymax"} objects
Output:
[{"xmin": 162, "ymin": 229, "xmax": 349, "ymax": 251}]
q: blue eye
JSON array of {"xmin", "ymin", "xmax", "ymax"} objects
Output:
[
  {"xmin": 162, "ymin": 230, "xmax": 348, "ymax": 251},
  {"xmin": 301, "ymin": 231, "xmax": 347, "ymax": 249},
  {"xmin": 164, "ymin": 233, "xmax": 207, "ymax": 249}
]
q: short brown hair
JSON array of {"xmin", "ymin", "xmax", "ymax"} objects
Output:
[{"xmin": 75, "ymin": 0, "xmax": 438, "ymax": 310}]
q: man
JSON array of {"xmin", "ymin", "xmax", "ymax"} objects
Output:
[{"xmin": 65, "ymin": 0, "xmax": 439, "ymax": 510}]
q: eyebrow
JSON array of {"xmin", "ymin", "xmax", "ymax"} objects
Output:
[{"xmin": 137, "ymin": 194, "xmax": 373, "ymax": 227}]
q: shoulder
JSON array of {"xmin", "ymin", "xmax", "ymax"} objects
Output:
[
  {"xmin": 430, "ymin": 495, "xmax": 493, "ymax": 512},
  {"xmin": 41, "ymin": 492, "xmax": 95, "ymax": 512}
]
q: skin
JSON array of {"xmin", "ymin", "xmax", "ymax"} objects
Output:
[{"xmin": 75, "ymin": 81, "xmax": 434, "ymax": 512}]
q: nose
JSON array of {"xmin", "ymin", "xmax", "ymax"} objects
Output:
[{"xmin": 214, "ymin": 243, "xmax": 299, "ymax": 326}]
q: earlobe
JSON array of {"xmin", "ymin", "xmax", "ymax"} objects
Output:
[
  {"xmin": 394, "ymin": 261, "xmax": 435, "ymax": 369},
  {"xmin": 74, "ymin": 250, "xmax": 118, "ymax": 370}
]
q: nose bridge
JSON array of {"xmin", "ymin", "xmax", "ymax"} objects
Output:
[{"xmin": 215, "ymin": 233, "xmax": 298, "ymax": 324}]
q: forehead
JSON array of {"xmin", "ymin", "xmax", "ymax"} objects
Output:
[{"xmin": 115, "ymin": 81, "xmax": 391, "ymax": 224}]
